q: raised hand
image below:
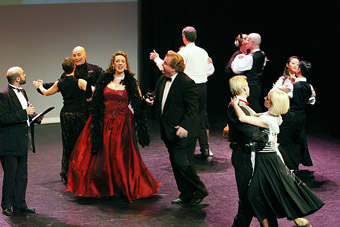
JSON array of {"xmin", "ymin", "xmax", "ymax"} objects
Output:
[{"xmin": 149, "ymin": 50, "xmax": 159, "ymax": 61}]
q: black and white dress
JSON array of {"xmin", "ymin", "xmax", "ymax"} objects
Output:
[{"xmin": 247, "ymin": 112, "xmax": 324, "ymax": 221}]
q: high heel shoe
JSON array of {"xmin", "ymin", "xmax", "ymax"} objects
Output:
[{"xmin": 294, "ymin": 218, "xmax": 312, "ymax": 227}]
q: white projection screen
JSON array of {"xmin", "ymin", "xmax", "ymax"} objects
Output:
[{"xmin": 0, "ymin": 0, "xmax": 137, "ymax": 123}]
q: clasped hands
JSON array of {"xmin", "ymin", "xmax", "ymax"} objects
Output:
[{"xmin": 33, "ymin": 80, "xmax": 43, "ymax": 89}]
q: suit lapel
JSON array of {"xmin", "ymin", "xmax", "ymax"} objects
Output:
[
  {"xmin": 162, "ymin": 73, "xmax": 180, "ymax": 114},
  {"xmin": 8, "ymin": 86, "xmax": 23, "ymax": 111},
  {"xmin": 158, "ymin": 77, "xmax": 167, "ymax": 105}
]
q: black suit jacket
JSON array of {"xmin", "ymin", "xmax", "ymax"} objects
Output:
[
  {"xmin": 0, "ymin": 85, "xmax": 36, "ymax": 155},
  {"xmin": 154, "ymin": 72, "xmax": 200, "ymax": 143}
]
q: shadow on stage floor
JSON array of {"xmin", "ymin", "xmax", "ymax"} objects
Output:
[{"xmin": 1, "ymin": 115, "xmax": 339, "ymax": 226}]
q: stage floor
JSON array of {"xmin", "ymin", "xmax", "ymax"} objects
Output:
[{"xmin": 1, "ymin": 116, "xmax": 339, "ymax": 226}]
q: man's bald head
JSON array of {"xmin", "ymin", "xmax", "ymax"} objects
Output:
[
  {"xmin": 72, "ymin": 46, "xmax": 87, "ymax": 66},
  {"xmin": 248, "ymin": 33, "xmax": 262, "ymax": 48},
  {"xmin": 6, "ymin": 66, "xmax": 26, "ymax": 85}
]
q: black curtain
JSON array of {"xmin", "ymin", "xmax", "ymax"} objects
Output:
[{"xmin": 139, "ymin": 0, "xmax": 338, "ymax": 136}]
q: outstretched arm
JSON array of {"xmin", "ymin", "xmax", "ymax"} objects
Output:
[
  {"xmin": 34, "ymin": 80, "xmax": 59, "ymax": 96},
  {"xmin": 150, "ymin": 50, "xmax": 164, "ymax": 71},
  {"xmin": 231, "ymin": 97, "xmax": 269, "ymax": 129}
]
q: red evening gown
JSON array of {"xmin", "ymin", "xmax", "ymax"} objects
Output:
[{"xmin": 66, "ymin": 87, "xmax": 161, "ymax": 203}]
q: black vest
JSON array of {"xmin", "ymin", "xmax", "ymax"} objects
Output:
[
  {"xmin": 290, "ymin": 81, "xmax": 312, "ymax": 112},
  {"xmin": 244, "ymin": 50, "xmax": 265, "ymax": 84}
]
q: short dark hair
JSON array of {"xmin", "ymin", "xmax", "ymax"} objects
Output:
[
  {"xmin": 299, "ymin": 60, "xmax": 312, "ymax": 78},
  {"xmin": 182, "ymin": 26, "xmax": 197, "ymax": 42},
  {"xmin": 62, "ymin": 57, "xmax": 75, "ymax": 74}
]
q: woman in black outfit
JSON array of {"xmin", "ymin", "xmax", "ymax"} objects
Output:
[{"xmin": 33, "ymin": 57, "xmax": 89, "ymax": 183}]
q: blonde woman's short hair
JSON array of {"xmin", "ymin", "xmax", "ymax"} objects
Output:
[
  {"xmin": 229, "ymin": 75, "xmax": 248, "ymax": 96},
  {"xmin": 268, "ymin": 89, "xmax": 290, "ymax": 116}
]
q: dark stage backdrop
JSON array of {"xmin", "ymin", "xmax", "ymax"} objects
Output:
[{"xmin": 139, "ymin": 0, "xmax": 339, "ymax": 136}]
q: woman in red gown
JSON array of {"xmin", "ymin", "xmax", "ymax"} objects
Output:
[{"xmin": 66, "ymin": 51, "xmax": 161, "ymax": 203}]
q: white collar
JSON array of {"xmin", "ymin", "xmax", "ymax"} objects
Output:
[
  {"xmin": 170, "ymin": 73, "xmax": 178, "ymax": 81},
  {"xmin": 9, "ymin": 84, "xmax": 22, "ymax": 91},
  {"xmin": 295, "ymin": 77, "xmax": 307, "ymax": 82},
  {"xmin": 237, "ymin": 95, "xmax": 247, "ymax": 102}
]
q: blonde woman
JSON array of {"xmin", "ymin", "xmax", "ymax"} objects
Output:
[{"xmin": 232, "ymin": 90, "xmax": 323, "ymax": 227}]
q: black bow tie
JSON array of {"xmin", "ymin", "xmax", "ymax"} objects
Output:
[
  {"xmin": 13, "ymin": 87, "xmax": 23, "ymax": 92},
  {"xmin": 12, "ymin": 86, "xmax": 29, "ymax": 102},
  {"xmin": 165, "ymin": 77, "xmax": 172, "ymax": 82}
]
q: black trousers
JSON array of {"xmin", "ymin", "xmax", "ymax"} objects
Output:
[
  {"xmin": 231, "ymin": 147, "xmax": 253, "ymax": 226},
  {"xmin": 197, "ymin": 83, "xmax": 209, "ymax": 152},
  {"xmin": 1, "ymin": 154, "xmax": 28, "ymax": 210},
  {"xmin": 278, "ymin": 111, "xmax": 312, "ymax": 170},
  {"xmin": 164, "ymin": 137, "xmax": 207, "ymax": 200}
]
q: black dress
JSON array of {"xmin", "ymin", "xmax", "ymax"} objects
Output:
[
  {"xmin": 58, "ymin": 76, "xmax": 87, "ymax": 182},
  {"xmin": 247, "ymin": 113, "xmax": 324, "ymax": 221}
]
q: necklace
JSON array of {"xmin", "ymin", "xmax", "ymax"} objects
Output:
[{"xmin": 114, "ymin": 75, "xmax": 125, "ymax": 80}]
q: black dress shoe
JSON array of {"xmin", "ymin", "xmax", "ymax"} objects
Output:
[
  {"xmin": 171, "ymin": 198, "xmax": 190, "ymax": 204},
  {"xmin": 190, "ymin": 198, "xmax": 204, "ymax": 205},
  {"xmin": 200, "ymin": 149, "xmax": 209, "ymax": 160},
  {"xmin": 2, "ymin": 207, "xmax": 13, "ymax": 216},
  {"xmin": 190, "ymin": 191, "xmax": 208, "ymax": 205},
  {"xmin": 13, "ymin": 207, "xmax": 36, "ymax": 214}
]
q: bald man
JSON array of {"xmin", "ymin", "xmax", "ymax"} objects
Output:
[
  {"xmin": 37, "ymin": 46, "xmax": 104, "ymax": 116},
  {"xmin": 231, "ymin": 33, "xmax": 267, "ymax": 113},
  {"xmin": 72, "ymin": 46, "xmax": 87, "ymax": 66},
  {"xmin": 0, "ymin": 67, "xmax": 38, "ymax": 216},
  {"xmin": 71, "ymin": 46, "xmax": 104, "ymax": 84}
]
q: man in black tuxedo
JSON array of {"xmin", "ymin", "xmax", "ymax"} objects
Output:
[
  {"xmin": 227, "ymin": 76, "xmax": 276, "ymax": 226},
  {"xmin": 0, "ymin": 67, "xmax": 39, "ymax": 216},
  {"xmin": 146, "ymin": 50, "xmax": 208, "ymax": 205}
]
